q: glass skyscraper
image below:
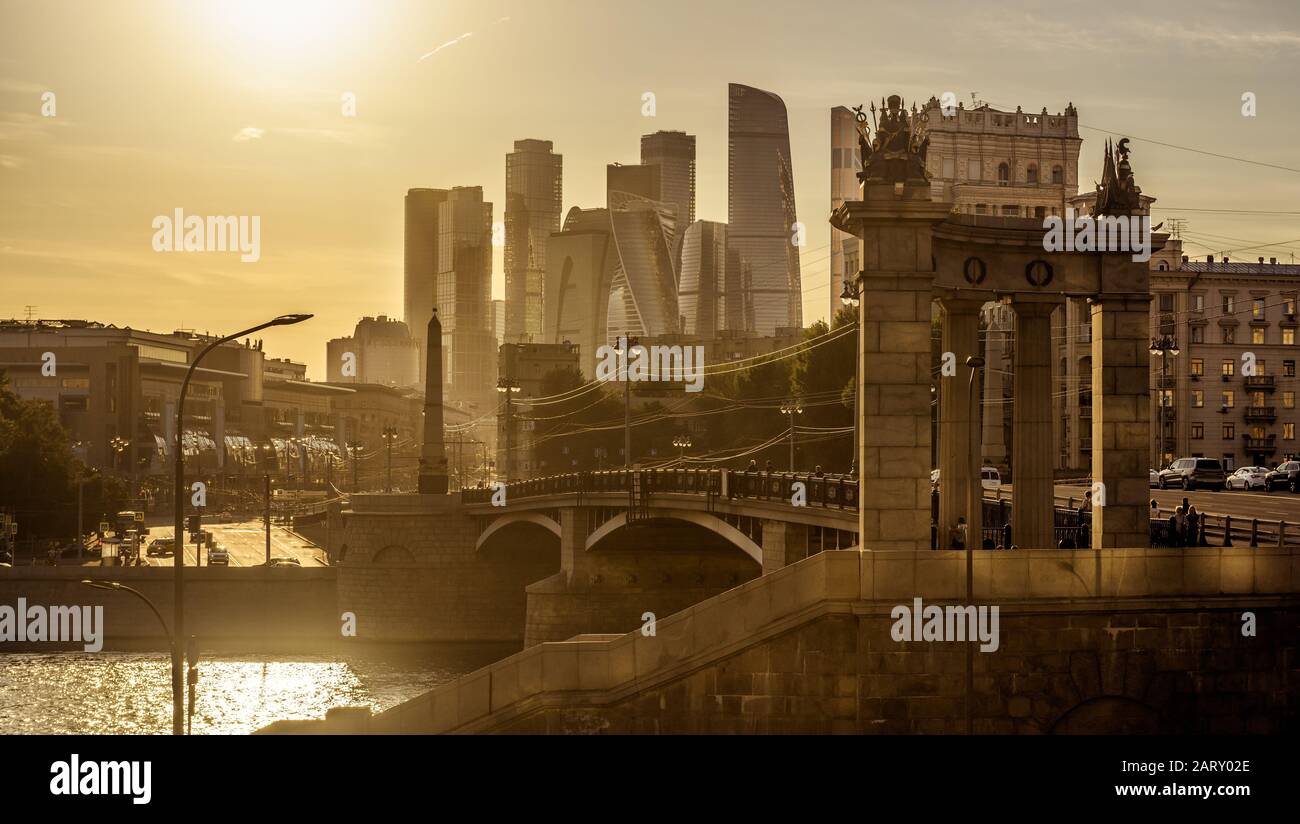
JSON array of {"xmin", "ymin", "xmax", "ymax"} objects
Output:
[
  {"xmin": 679, "ymin": 220, "xmax": 726, "ymax": 336},
  {"xmin": 504, "ymin": 139, "xmax": 562, "ymax": 344},
  {"xmin": 726, "ymin": 83, "xmax": 801, "ymax": 335}
]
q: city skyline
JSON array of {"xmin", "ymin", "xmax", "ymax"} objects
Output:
[{"xmin": 2, "ymin": 0, "xmax": 1300, "ymax": 379}]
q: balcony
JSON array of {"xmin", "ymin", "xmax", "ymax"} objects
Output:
[
  {"xmin": 1245, "ymin": 406, "xmax": 1277, "ymax": 422},
  {"xmin": 1243, "ymin": 435, "xmax": 1277, "ymax": 452},
  {"xmin": 1245, "ymin": 375, "xmax": 1276, "ymax": 391}
]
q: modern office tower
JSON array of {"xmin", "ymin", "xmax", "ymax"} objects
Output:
[
  {"xmin": 830, "ymin": 106, "xmax": 859, "ymax": 323},
  {"xmin": 545, "ymin": 207, "xmax": 614, "ymax": 379},
  {"xmin": 492, "ymin": 299, "xmax": 506, "ymax": 347},
  {"xmin": 436, "ymin": 187, "xmax": 497, "ymax": 416},
  {"xmin": 679, "ymin": 220, "xmax": 727, "ymax": 336},
  {"xmin": 726, "ymin": 83, "xmax": 801, "ymax": 336},
  {"xmin": 606, "ymin": 162, "xmax": 661, "ymax": 204},
  {"xmin": 641, "ymin": 130, "xmax": 696, "ymax": 274},
  {"xmin": 606, "ymin": 191, "xmax": 680, "ymax": 343},
  {"xmin": 325, "ymin": 315, "xmax": 420, "ymax": 387},
  {"xmin": 403, "ymin": 188, "xmax": 450, "ymax": 357},
  {"xmin": 504, "ymin": 139, "xmax": 563, "ymax": 344}
]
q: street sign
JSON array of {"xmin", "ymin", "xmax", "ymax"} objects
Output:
[{"xmin": 98, "ymin": 521, "xmax": 109, "ymax": 533}]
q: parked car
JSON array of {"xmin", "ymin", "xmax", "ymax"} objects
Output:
[
  {"xmin": 929, "ymin": 467, "xmax": 1002, "ymax": 492},
  {"xmin": 146, "ymin": 537, "xmax": 174, "ymax": 557},
  {"xmin": 207, "ymin": 543, "xmax": 230, "ymax": 566},
  {"xmin": 265, "ymin": 557, "xmax": 302, "ymax": 568},
  {"xmin": 1265, "ymin": 460, "xmax": 1300, "ymax": 493},
  {"xmin": 1156, "ymin": 457, "xmax": 1226, "ymax": 491},
  {"xmin": 1226, "ymin": 466, "xmax": 1269, "ymax": 491},
  {"xmin": 1149, "ymin": 468, "xmax": 1160, "ymax": 488}
]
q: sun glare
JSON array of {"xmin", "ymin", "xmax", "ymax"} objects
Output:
[{"xmin": 197, "ymin": 0, "xmax": 366, "ymax": 60}]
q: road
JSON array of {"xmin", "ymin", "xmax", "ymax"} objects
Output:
[
  {"xmin": 141, "ymin": 519, "xmax": 327, "ymax": 567},
  {"xmin": 995, "ymin": 483, "xmax": 1300, "ymax": 523}
]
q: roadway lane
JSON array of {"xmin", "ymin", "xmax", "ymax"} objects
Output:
[
  {"xmin": 995, "ymin": 483, "xmax": 1300, "ymax": 523},
  {"xmin": 143, "ymin": 520, "xmax": 327, "ymax": 567}
]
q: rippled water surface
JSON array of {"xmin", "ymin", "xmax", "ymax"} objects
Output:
[{"xmin": 0, "ymin": 646, "xmax": 510, "ymax": 735}]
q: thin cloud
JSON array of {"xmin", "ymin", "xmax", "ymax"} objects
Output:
[
  {"xmin": 417, "ymin": 32, "xmax": 473, "ymax": 62},
  {"xmin": 232, "ymin": 126, "xmax": 265, "ymax": 142}
]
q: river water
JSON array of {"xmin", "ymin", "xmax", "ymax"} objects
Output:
[{"xmin": 0, "ymin": 644, "xmax": 513, "ymax": 735}]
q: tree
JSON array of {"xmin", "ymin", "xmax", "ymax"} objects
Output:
[{"xmin": 791, "ymin": 311, "xmax": 857, "ymax": 472}]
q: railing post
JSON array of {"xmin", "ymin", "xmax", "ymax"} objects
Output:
[
  {"xmin": 1222, "ymin": 515, "xmax": 1232, "ymax": 547},
  {"xmin": 1250, "ymin": 518, "xmax": 1259, "ymax": 547}
]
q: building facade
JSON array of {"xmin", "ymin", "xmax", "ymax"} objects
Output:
[
  {"xmin": 727, "ymin": 83, "xmax": 801, "ymax": 336},
  {"xmin": 504, "ymin": 139, "xmax": 563, "ymax": 344},
  {"xmin": 325, "ymin": 315, "xmax": 420, "ymax": 388},
  {"xmin": 641, "ymin": 130, "xmax": 696, "ymax": 271},
  {"xmin": 830, "ymin": 106, "xmax": 859, "ymax": 323},
  {"xmin": 403, "ymin": 187, "xmax": 450, "ymax": 362},
  {"xmin": 679, "ymin": 220, "xmax": 727, "ymax": 336}
]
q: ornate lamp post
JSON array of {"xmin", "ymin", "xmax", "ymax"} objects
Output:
[
  {"xmin": 672, "ymin": 434, "xmax": 692, "ymax": 465},
  {"xmin": 1150, "ymin": 335, "xmax": 1179, "ymax": 469},
  {"xmin": 780, "ymin": 399, "xmax": 804, "ymax": 471},
  {"xmin": 496, "ymin": 378, "xmax": 521, "ymax": 481},
  {"xmin": 841, "ymin": 279, "xmax": 862, "ymax": 478},
  {"xmin": 381, "ymin": 426, "xmax": 397, "ymax": 492}
]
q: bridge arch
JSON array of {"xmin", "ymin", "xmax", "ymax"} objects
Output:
[
  {"xmin": 475, "ymin": 512, "xmax": 562, "ymax": 552},
  {"xmin": 584, "ymin": 511, "xmax": 763, "ymax": 565}
]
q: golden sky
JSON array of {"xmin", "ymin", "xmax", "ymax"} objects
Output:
[{"xmin": 2, "ymin": 0, "xmax": 1299, "ymax": 378}]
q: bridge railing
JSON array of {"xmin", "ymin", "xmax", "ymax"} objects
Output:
[{"xmin": 460, "ymin": 468, "xmax": 859, "ymax": 510}]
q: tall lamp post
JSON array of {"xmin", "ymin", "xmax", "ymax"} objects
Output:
[
  {"xmin": 1150, "ymin": 335, "xmax": 1179, "ymax": 469},
  {"xmin": 673, "ymin": 434, "xmax": 692, "ymax": 465},
  {"xmin": 381, "ymin": 426, "xmax": 397, "ymax": 492},
  {"xmin": 780, "ymin": 399, "xmax": 804, "ymax": 471},
  {"xmin": 614, "ymin": 336, "xmax": 639, "ymax": 468},
  {"xmin": 964, "ymin": 355, "xmax": 986, "ymax": 736},
  {"xmin": 347, "ymin": 442, "xmax": 361, "ymax": 492},
  {"xmin": 840, "ymin": 279, "xmax": 862, "ymax": 478},
  {"xmin": 172, "ymin": 313, "xmax": 310, "ymax": 736},
  {"xmin": 496, "ymin": 377, "xmax": 521, "ymax": 481}
]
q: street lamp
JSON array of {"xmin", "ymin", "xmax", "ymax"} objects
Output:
[
  {"xmin": 172, "ymin": 313, "xmax": 310, "ymax": 736},
  {"xmin": 963, "ymin": 354, "xmax": 986, "ymax": 737},
  {"xmin": 841, "ymin": 279, "xmax": 862, "ymax": 478},
  {"xmin": 673, "ymin": 434, "xmax": 692, "ymax": 464},
  {"xmin": 346, "ymin": 442, "xmax": 362, "ymax": 492},
  {"xmin": 780, "ymin": 399, "xmax": 804, "ymax": 471},
  {"xmin": 496, "ymin": 378, "xmax": 521, "ymax": 482},
  {"xmin": 381, "ymin": 426, "xmax": 398, "ymax": 492},
  {"xmin": 1150, "ymin": 335, "xmax": 1180, "ymax": 469},
  {"xmin": 613, "ymin": 336, "xmax": 639, "ymax": 469}
]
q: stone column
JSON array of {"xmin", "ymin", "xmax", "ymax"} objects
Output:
[
  {"xmin": 761, "ymin": 520, "xmax": 808, "ymax": 574},
  {"xmin": 980, "ymin": 304, "xmax": 1010, "ymax": 470},
  {"xmin": 1011, "ymin": 301, "xmax": 1056, "ymax": 549},
  {"xmin": 938, "ymin": 298, "xmax": 984, "ymax": 548},
  {"xmin": 1090, "ymin": 296, "xmax": 1152, "ymax": 548},
  {"xmin": 559, "ymin": 507, "xmax": 591, "ymax": 584}
]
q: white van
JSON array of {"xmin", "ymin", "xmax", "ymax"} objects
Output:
[{"xmin": 981, "ymin": 466, "xmax": 1002, "ymax": 491}]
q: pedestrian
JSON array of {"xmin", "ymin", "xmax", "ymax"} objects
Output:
[
  {"xmin": 949, "ymin": 516, "xmax": 968, "ymax": 550},
  {"xmin": 764, "ymin": 459, "xmax": 774, "ymax": 473},
  {"xmin": 1187, "ymin": 505, "xmax": 1201, "ymax": 546},
  {"xmin": 747, "ymin": 459, "xmax": 758, "ymax": 472},
  {"xmin": 1174, "ymin": 505, "xmax": 1189, "ymax": 547},
  {"xmin": 814, "ymin": 465, "xmax": 824, "ymax": 478}
]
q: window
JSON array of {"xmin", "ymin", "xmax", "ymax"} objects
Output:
[
  {"xmin": 1257, "ymin": 360, "xmax": 1267, "ymax": 375},
  {"xmin": 1191, "ymin": 423, "xmax": 1204, "ymax": 439},
  {"xmin": 997, "ymin": 162, "xmax": 1010, "ymax": 186},
  {"xmin": 1026, "ymin": 164, "xmax": 1038, "ymax": 183},
  {"xmin": 1223, "ymin": 326, "xmax": 1236, "ymax": 344},
  {"xmin": 1285, "ymin": 391, "xmax": 1296, "ymax": 409},
  {"xmin": 1223, "ymin": 423, "xmax": 1236, "ymax": 439},
  {"xmin": 1000, "ymin": 205, "xmax": 1018, "ymax": 216},
  {"xmin": 1159, "ymin": 293, "xmax": 1174, "ymax": 313},
  {"xmin": 1222, "ymin": 360, "xmax": 1235, "ymax": 376},
  {"xmin": 1191, "ymin": 326, "xmax": 1204, "ymax": 344},
  {"xmin": 975, "ymin": 203, "xmax": 988, "ymax": 215},
  {"xmin": 1223, "ymin": 295, "xmax": 1235, "ymax": 314},
  {"xmin": 1193, "ymin": 294, "xmax": 1205, "ymax": 312},
  {"xmin": 1253, "ymin": 327, "xmax": 1266, "ymax": 345},
  {"xmin": 1190, "ymin": 358, "xmax": 1204, "ymax": 376},
  {"xmin": 968, "ymin": 159, "xmax": 981, "ymax": 181},
  {"xmin": 1192, "ymin": 389, "xmax": 1204, "ymax": 407},
  {"xmin": 1051, "ymin": 165, "xmax": 1064, "ymax": 184},
  {"xmin": 1287, "ymin": 360, "xmax": 1296, "ymax": 377},
  {"xmin": 1287, "ymin": 423, "xmax": 1296, "ymax": 440},
  {"xmin": 1034, "ymin": 206, "xmax": 1046, "ymax": 219},
  {"xmin": 1252, "ymin": 390, "xmax": 1266, "ymax": 407},
  {"xmin": 1252, "ymin": 425, "xmax": 1266, "ymax": 439},
  {"xmin": 1159, "ymin": 389, "xmax": 1174, "ymax": 407},
  {"xmin": 1222, "ymin": 390, "xmax": 1235, "ymax": 408},
  {"xmin": 1287, "ymin": 294, "xmax": 1298, "ymax": 315},
  {"xmin": 1254, "ymin": 298, "xmax": 1266, "ymax": 319},
  {"xmin": 1286, "ymin": 328, "xmax": 1296, "ymax": 345}
]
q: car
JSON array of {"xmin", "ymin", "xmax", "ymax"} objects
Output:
[
  {"xmin": 929, "ymin": 467, "xmax": 1001, "ymax": 492},
  {"xmin": 265, "ymin": 557, "xmax": 302, "ymax": 568},
  {"xmin": 1157, "ymin": 457, "xmax": 1226, "ymax": 491},
  {"xmin": 1265, "ymin": 460, "xmax": 1300, "ymax": 493},
  {"xmin": 1226, "ymin": 466, "xmax": 1269, "ymax": 491},
  {"xmin": 207, "ymin": 543, "xmax": 230, "ymax": 566},
  {"xmin": 146, "ymin": 537, "xmax": 175, "ymax": 557},
  {"xmin": 1149, "ymin": 468, "xmax": 1160, "ymax": 487}
]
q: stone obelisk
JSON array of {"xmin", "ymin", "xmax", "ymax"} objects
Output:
[{"xmin": 418, "ymin": 308, "xmax": 450, "ymax": 494}]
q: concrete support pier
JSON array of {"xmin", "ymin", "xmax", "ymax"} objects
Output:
[{"xmin": 1012, "ymin": 300, "xmax": 1056, "ymax": 549}]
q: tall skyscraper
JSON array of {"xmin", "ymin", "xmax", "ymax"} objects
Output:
[
  {"xmin": 606, "ymin": 163, "xmax": 661, "ymax": 204},
  {"xmin": 641, "ymin": 130, "xmax": 696, "ymax": 273},
  {"xmin": 404, "ymin": 187, "xmax": 450, "ymax": 347},
  {"xmin": 605, "ymin": 192, "xmax": 679, "ymax": 343},
  {"xmin": 545, "ymin": 206, "xmax": 614, "ymax": 379},
  {"xmin": 726, "ymin": 83, "xmax": 801, "ymax": 335},
  {"xmin": 830, "ymin": 106, "xmax": 859, "ymax": 324},
  {"xmin": 504, "ymin": 139, "xmax": 562, "ymax": 344},
  {"xmin": 679, "ymin": 220, "xmax": 726, "ymax": 336},
  {"xmin": 435, "ymin": 186, "xmax": 497, "ymax": 415}
]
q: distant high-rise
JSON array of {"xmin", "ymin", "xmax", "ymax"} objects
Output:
[
  {"xmin": 830, "ymin": 106, "xmax": 859, "ymax": 324},
  {"xmin": 404, "ymin": 188, "xmax": 450, "ymax": 348},
  {"xmin": 606, "ymin": 192, "xmax": 679, "ymax": 343},
  {"xmin": 436, "ymin": 186, "xmax": 497, "ymax": 414},
  {"xmin": 326, "ymin": 315, "xmax": 420, "ymax": 387},
  {"xmin": 726, "ymin": 83, "xmax": 801, "ymax": 335},
  {"xmin": 606, "ymin": 163, "xmax": 661, "ymax": 204},
  {"xmin": 679, "ymin": 220, "xmax": 726, "ymax": 336},
  {"xmin": 545, "ymin": 206, "xmax": 614, "ymax": 378},
  {"xmin": 641, "ymin": 130, "xmax": 696, "ymax": 272},
  {"xmin": 504, "ymin": 139, "xmax": 562, "ymax": 344}
]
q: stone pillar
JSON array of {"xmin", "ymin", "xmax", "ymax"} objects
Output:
[
  {"xmin": 937, "ymin": 298, "xmax": 983, "ymax": 548},
  {"xmin": 761, "ymin": 520, "xmax": 808, "ymax": 574},
  {"xmin": 559, "ymin": 507, "xmax": 591, "ymax": 584},
  {"xmin": 1090, "ymin": 296, "xmax": 1152, "ymax": 548},
  {"xmin": 1011, "ymin": 301, "xmax": 1056, "ymax": 549},
  {"xmin": 980, "ymin": 303, "xmax": 1010, "ymax": 470}
]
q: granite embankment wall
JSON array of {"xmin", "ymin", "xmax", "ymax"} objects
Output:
[
  {"xmin": 0, "ymin": 566, "xmax": 338, "ymax": 651},
  {"xmin": 334, "ymin": 547, "xmax": 1300, "ymax": 734}
]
